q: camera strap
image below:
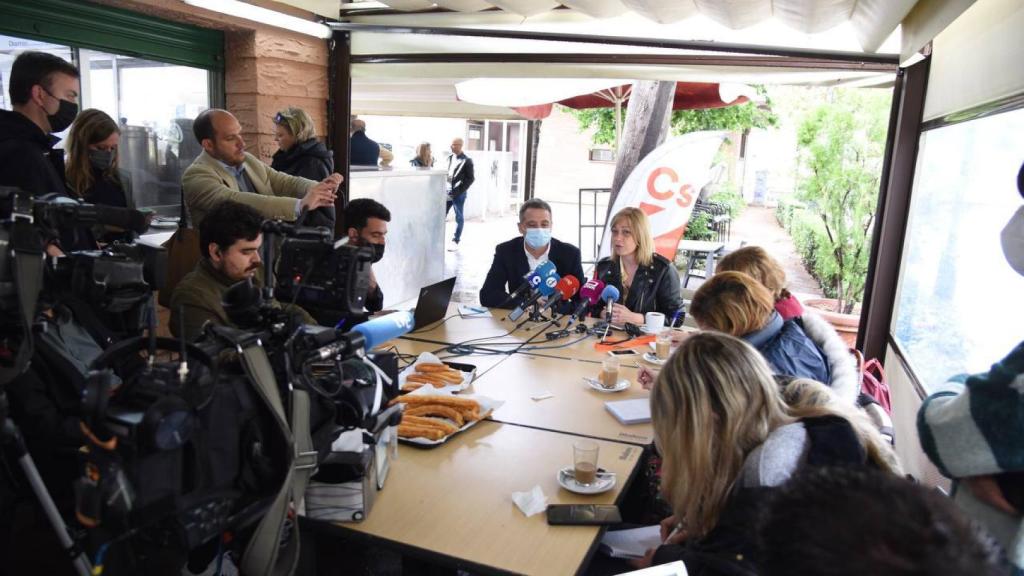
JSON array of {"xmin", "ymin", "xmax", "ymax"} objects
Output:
[{"xmin": 212, "ymin": 327, "xmax": 314, "ymax": 576}]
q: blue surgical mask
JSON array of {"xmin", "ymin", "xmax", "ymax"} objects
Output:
[{"xmin": 524, "ymin": 227, "xmax": 552, "ymax": 249}]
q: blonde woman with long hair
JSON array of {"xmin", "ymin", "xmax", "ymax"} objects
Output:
[
  {"xmin": 690, "ymin": 270, "xmax": 831, "ymax": 385},
  {"xmin": 410, "ymin": 142, "xmax": 434, "ymax": 167},
  {"xmin": 716, "ymin": 246, "xmax": 862, "ymax": 404},
  {"xmin": 594, "ymin": 207, "xmax": 682, "ymax": 327},
  {"xmin": 717, "ymin": 246, "xmax": 804, "ymax": 320},
  {"xmin": 633, "ymin": 331, "xmax": 901, "ymax": 573}
]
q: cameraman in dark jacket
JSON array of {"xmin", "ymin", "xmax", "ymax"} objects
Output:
[
  {"xmin": 271, "ymin": 107, "xmax": 336, "ymax": 231},
  {"xmin": 0, "ymin": 51, "xmax": 94, "ymax": 253}
]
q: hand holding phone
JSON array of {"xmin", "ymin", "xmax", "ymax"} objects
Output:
[{"xmin": 546, "ymin": 504, "xmax": 622, "ymax": 526}]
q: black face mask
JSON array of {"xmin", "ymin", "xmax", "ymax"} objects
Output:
[
  {"xmin": 44, "ymin": 89, "xmax": 79, "ymax": 134},
  {"xmin": 88, "ymin": 149, "xmax": 115, "ymax": 171},
  {"xmin": 369, "ymin": 242, "xmax": 385, "ymax": 263}
]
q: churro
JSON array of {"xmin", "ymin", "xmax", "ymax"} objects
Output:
[
  {"xmin": 397, "ymin": 424, "xmax": 445, "ymax": 440},
  {"xmin": 405, "ymin": 404, "xmax": 465, "ymax": 427},
  {"xmin": 403, "ymin": 415, "xmax": 459, "ymax": 436}
]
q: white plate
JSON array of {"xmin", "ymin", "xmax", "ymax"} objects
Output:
[
  {"xmin": 557, "ymin": 466, "xmax": 616, "ymax": 495},
  {"xmin": 397, "ymin": 389, "xmax": 504, "ymax": 446},
  {"xmin": 584, "ymin": 377, "xmax": 630, "ymax": 393},
  {"xmin": 642, "ymin": 352, "xmax": 667, "ymax": 366}
]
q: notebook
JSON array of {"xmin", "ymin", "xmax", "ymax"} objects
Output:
[
  {"xmin": 411, "ymin": 276, "xmax": 457, "ymax": 330},
  {"xmin": 600, "ymin": 525, "xmax": 662, "ymax": 559},
  {"xmin": 605, "ymin": 399, "xmax": 652, "ymax": 425}
]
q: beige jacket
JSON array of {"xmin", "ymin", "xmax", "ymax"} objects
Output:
[{"xmin": 182, "ymin": 150, "xmax": 315, "ymax": 227}]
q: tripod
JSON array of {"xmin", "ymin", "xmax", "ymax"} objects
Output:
[{"xmin": 0, "ymin": 388, "xmax": 92, "ymax": 576}]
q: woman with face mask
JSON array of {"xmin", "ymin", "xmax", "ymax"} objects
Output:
[{"xmin": 66, "ymin": 109, "xmax": 133, "ymax": 244}]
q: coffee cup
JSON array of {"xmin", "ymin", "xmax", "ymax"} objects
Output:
[
  {"xmin": 645, "ymin": 312, "xmax": 665, "ymax": 333},
  {"xmin": 573, "ymin": 440, "xmax": 600, "ymax": 486},
  {"xmin": 600, "ymin": 356, "xmax": 620, "ymax": 389}
]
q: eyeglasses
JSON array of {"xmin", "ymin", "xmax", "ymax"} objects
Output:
[{"xmin": 274, "ymin": 112, "xmax": 291, "ymax": 124}]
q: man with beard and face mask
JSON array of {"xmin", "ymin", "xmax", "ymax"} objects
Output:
[
  {"xmin": 344, "ymin": 198, "xmax": 390, "ymax": 316},
  {"xmin": 170, "ymin": 201, "xmax": 314, "ymax": 341},
  {"xmin": 0, "ymin": 51, "xmax": 82, "ymax": 253},
  {"xmin": 918, "ymin": 161, "xmax": 1024, "ymax": 575}
]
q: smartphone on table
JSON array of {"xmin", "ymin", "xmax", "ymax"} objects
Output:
[
  {"xmin": 607, "ymin": 349, "xmax": 638, "ymax": 357},
  {"xmin": 546, "ymin": 504, "xmax": 622, "ymax": 526}
]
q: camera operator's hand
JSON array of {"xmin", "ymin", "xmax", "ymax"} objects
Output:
[
  {"xmin": 301, "ymin": 179, "xmax": 339, "ymax": 212},
  {"xmin": 322, "ymin": 173, "xmax": 343, "ymax": 190}
]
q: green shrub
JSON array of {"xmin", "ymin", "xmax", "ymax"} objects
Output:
[
  {"xmin": 708, "ymin": 183, "xmax": 745, "ymax": 219},
  {"xmin": 684, "ymin": 211, "xmax": 715, "ymax": 241}
]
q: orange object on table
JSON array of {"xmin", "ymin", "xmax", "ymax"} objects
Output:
[{"xmin": 593, "ymin": 334, "xmax": 655, "ymax": 353}]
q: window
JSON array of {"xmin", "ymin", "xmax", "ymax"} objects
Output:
[
  {"xmin": 891, "ymin": 106, "xmax": 1024, "ymax": 390},
  {"xmin": 589, "ymin": 149, "xmax": 615, "ymax": 162},
  {"xmin": 1, "ymin": 35, "xmax": 212, "ymax": 214}
]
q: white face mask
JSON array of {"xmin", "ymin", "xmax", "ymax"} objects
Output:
[{"xmin": 1002, "ymin": 205, "xmax": 1024, "ymax": 277}]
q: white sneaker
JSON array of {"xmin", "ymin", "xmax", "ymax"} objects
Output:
[{"xmin": 447, "ymin": 242, "xmax": 460, "ymax": 252}]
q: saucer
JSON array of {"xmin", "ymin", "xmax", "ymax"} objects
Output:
[
  {"xmin": 642, "ymin": 352, "xmax": 667, "ymax": 366},
  {"xmin": 557, "ymin": 466, "xmax": 616, "ymax": 495},
  {"xmin": 584, "ymin": 377, "xmax": 630, "ymax": 393}
]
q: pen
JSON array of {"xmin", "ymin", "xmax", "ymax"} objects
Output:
[
  {"xmin": 663, "ymin": 523, "xmax": 683, "ymax": 545},
  {"xmin": 669, "ymin": 309, "xmax": 682, "ymax": 328}
]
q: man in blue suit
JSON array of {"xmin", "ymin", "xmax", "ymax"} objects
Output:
[
  {"xmin": 350, "ymin": 118, "xmax": 381, "ymax": 166},
  {"xmin": 480, "ymin": 198, "xmax": 585, "ymax": 311}
]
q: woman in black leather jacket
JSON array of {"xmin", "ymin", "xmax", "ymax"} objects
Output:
[
  {"xmin": 593, "ymin": 207, "xmax": 682, "ymax": 326},
  {"xmin": 271, "ymin": 106, "xmax": 336, "ymax": 229}
]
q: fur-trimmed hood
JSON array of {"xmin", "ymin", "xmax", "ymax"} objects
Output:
[{"xmin": 800, "ymin": 309, "xmax": 860, "ymax": 404}]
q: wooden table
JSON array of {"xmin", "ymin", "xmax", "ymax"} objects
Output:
[
  {"xmin": 335, "ymin": 421, "xmax": 643, "ymax": 576},
  {"xmin": 471, "ymin": 353, "xmax": 655, "ymax": 446}
]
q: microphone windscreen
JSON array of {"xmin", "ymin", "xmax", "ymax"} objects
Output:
[
  {"xmin": 524, "ymin": 260, "xmax": 557, "ymax": 290},
  {"xmin": 351, "ymin": 311, "xmax": 415, "ymax": 350},
  {"xmin": 579, "ymin": 279, "xmax": 606, "ymax": 305},
  {"xmin": 536, "ymin": 271, "xmax": 561, "ymax": 296},
  {"xmin": 556, "ymin": 275, "xmax": 580, "ymax": 299},
  {"xmin": 600, "ymin": 285, "xmax": 620, "ymax": 303}
]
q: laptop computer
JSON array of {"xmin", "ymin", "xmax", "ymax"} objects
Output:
[{"xmin": 411, "ymin": 276, "xmax": 457, "ymax": 330}]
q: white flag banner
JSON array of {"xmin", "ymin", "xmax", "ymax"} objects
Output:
[{"xmin": 599, "ymin": 131, "xmax": 726, "ymax": 262}]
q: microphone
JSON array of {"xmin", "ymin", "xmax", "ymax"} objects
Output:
[
  {"xmin": 349, "ymin": 310, "xmax": 415, "ymax": 350},
  {"xmin": 566, "ymin": 278, "xmax": 605, "ymax": 326},
  {"xmin": 508, "ymin": 269, "xmax": 560, "ymax": 321},
  {"xmin": 599, "ymin": 285, "xmax": 621, "ymax": 322},
  {"xmin": 497, "ymin": 261, "xmax": 555, "ymax": 308},
  {"xmin": 538, "ymin": 275, "xmax": 580, "ymax": 316}
]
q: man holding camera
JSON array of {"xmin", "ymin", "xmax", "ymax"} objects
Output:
[
  {"xmin": 183, "ymin": 109, "xmax": 341, "ymax": 228},
  {"xmin": 170, "ymin": 201, "xmax": 314, "ymax": 340}
]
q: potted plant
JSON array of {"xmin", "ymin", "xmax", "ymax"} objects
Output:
[{"xmin": 794, "ymin": 90, "xmax": 889, "ymax": 345}]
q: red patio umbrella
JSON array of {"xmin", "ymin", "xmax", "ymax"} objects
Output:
[{"xmin": 512, "ymin": 82, "xmax": 752, "ymax": 150}]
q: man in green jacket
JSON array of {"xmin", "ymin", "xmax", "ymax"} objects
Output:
[
  {"xmin": 182, "ymin": 108, "xmax": 341, "ymax": 228},
  {"xmin": 170, "ymin": 200, "xmax": 314, "ymax": 340}
]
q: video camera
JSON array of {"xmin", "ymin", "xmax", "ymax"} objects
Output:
[
  {"xmin": 70, "ymin": 270, "xmax": 409, "ymax": 574},
  {"xmin": 267, "ymin": 219, "xmax": 374, "ymax": 315}
]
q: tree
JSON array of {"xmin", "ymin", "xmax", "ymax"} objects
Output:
[
  {"xmin": 570, "ymin": 86, "xmax": 778, "ymax": 149},
  {"xmin": 795, "ymin": 89, "xmax": 890, "ymax": 314}
]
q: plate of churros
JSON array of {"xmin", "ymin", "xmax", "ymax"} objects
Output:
[
  {"xmin": 389, "ymin": 389, "xmax": 503, "ymax": 446},
  {"xmin": 399, "ymin": 353, "xmax": 475, "ymax": 393}
]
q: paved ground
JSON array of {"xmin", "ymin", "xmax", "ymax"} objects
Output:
[{"xmin": 443, "ymin": 203, "xmax": 822, "ymax": 305}]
